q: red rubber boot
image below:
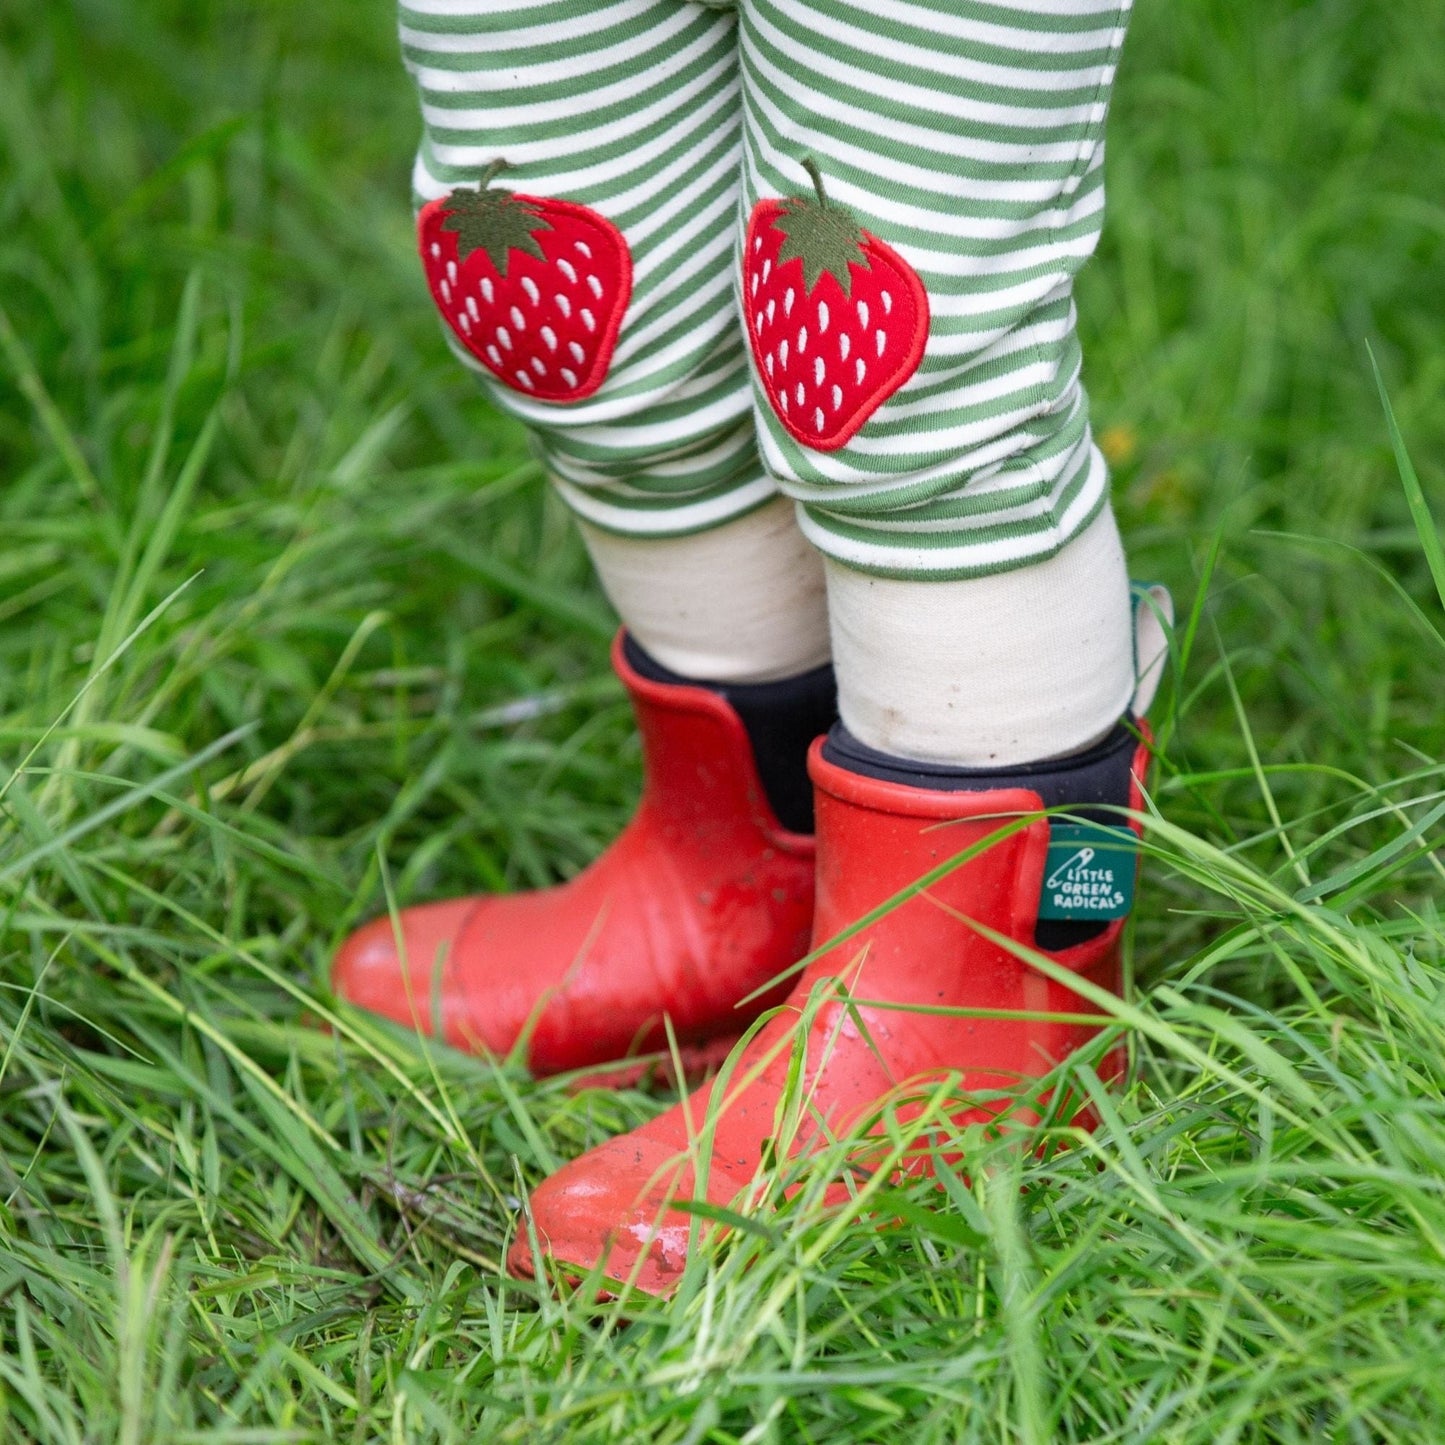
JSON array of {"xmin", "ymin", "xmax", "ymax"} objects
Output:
[
  {"xmin": 330, "ymin": 635, "xmax": 822, "ymax": 1075},
  {"xmin": 507, "ymin": 726, "xmax": 1151, "ymax": 1295}
]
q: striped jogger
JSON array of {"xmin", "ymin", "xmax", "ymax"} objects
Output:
[{"xmin": 400, "ymin": 0, "xmax": 1131, "ymax": 580}]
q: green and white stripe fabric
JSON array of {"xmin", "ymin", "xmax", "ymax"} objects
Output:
[
  {"xmin": 400, "ymin": 0, "xmax": 1130, "ymax": 579},
  {"xmin": 402, "ymin": 0, "xmax": 771, "ymax": 535}
]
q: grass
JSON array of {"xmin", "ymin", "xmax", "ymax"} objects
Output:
[{"xmin": 3, "ymin": 0, "xmax": 1445, "ymax": 1439}]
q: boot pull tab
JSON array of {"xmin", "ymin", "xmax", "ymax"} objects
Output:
[{"xmin": 1130, "ymin": 581, "xmax": 1174, "ymax": 720}]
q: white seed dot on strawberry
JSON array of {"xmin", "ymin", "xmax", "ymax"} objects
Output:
[
  {"xmin": 496, "ymin": 326, "xmax": 512, "ymax": 351},
  {"xmin": 762, "ymin": 259, "xmax": 772, "ymax": 284},
  {"xmin": 541, "ymin": 325, "xmax": 558, "ymax": 352},
  {"xmin": 780, "ymin": 392, "xmax": 789, "ymax": 413},
  {"xmin": 767, "ymin": 299, "xmax": 776, "ymax": 325},
  {"xmin": 881, "ymin": 290, "xmax": 893, "ymax": 315},
  {"xmin": 855, "ymin": 358, "xmax": 866, "ymax": 384},
  {"xmin": 831, "ymin": 383, "xmax": 843, "ymax": 411},
  {"xmin": 840, "ymin": 333, "xmax": 851, "ymax": 361},
  {"xmin": 751, "ymin": 274, "xmax": 759, "ymax": 298},
  {"xmin": 875, "ymin": 329, "xmax": 886, "ymax": 357},
  {"xmin": 753, "ymin": 235, "xmax": 762, "ymax": 252},
  {"xmin": 575, "ymin": 239, "xmax": 592, "ymax": 259},
  {"xmin": 459, "ymin": 314, "xmax": 472, "ymax": 334},
  {"xmin": 556, "ymin": 294, "xmax": 571, "ymax": 319},
  {"xmin": 857, "ymin": 300, "xmax": 869, "ymax": 329},
  {"xmin": 515, "ymin": 370, "xmax": 534, "ymax": 389},
  {"xmin": 818, "ymin": 301, "xmax": 830, "ymax": 334},
  {"xmin": 558, "ymin": 258, "xmax": 577, "ymax": 284},
  {"xmin": 814, "ymin": 407, "xmax": 825, "ymax": 433},
  {"xmin": 510, "ymin": 306, "xmax": 526, "ymax": 331},
  {"xmin": 487, "ymin": 344, "xmax": 501, "ymax": 367},
  {"xmin": 430, "ymin": 243, "xmax": 441, "ymax": 259},
  {"xmin": 440, "ymin": 280, "xmax": 452, "ymax": 304},
  {"xmin": 521, "ymin": 277, "xmax": 540, "ymax": 306},
  {"xmin": 798, "ymin": 326, "xmax": 808, "ymax": 354},
  {"xmin": 780, "ymin": 339, "xmax": 790, "ymax": 368},
  {"xmin": 467, "ymin": 297, "xmax": 480, "ymax": 322},
  {"xmin": 531, "ymin": 358, "xmax": 546, "ymax": 376},
  {"xmin": 765, "ymin": 352, "xmax": 775, "ymax": 376},
  {"xmin": 561, "ymin": 366, "xmax": 578, "ymax": 388},
  {"xmin": 586, "ymin": 275, "xmax": 603, "ymax": 300},
  {"xmin": 481, "ymin": 278, "xmax": 494, "ymax": 304},
  {"xmin": 754, "ymin": 311, "xmax": 763, "ymax": 333},
  {"xmin": 795, "ymin": 381, "xmax": 805, "ymax": 405},
  {"xmin": 784, "ymin": 287, "xmax": 795, "ymax": 318},
  {"xmin": 580, "ymin": 308, "xmax": 596, "ymax": 333},
  {"xmin": 814, "ymin": 356, "xmax": 825, "ymax": 386},
  {"xmin": 447, "ymin": 261, "xmax": 457, "ymax": 285},
  {"xmin": 568, "ymin": 341, "xmax": 585, "ymax": 364}
]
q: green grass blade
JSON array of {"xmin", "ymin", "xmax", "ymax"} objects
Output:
[{"xmin": 1370, "ymin": 341, "xmax": 1445, "ymax": 611}]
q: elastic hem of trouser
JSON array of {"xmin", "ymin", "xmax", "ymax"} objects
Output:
[
  {"xmin": 793, "ymin": 479, "xmax": 1111, "ymax": 584},
  {"xmin": 551, "ymin": 474, "xmax": 782, "ymax": 540}
]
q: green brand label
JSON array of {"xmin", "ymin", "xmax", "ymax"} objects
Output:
[{"xmin": 1038, "ymin": 823, "xmax": 1138, "ymax": 922}]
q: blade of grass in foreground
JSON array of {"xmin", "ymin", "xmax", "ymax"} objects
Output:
[{"xmin": 1370, "ymin": 341, "xmax": 1445, "ymax": 612}]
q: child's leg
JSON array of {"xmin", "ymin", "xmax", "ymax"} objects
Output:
[
  {"xmin": 401, "ymin": 0, "xmax": 828, "ymax": 680},
  {"xmin": 334, "ymin": 0, "xmax": 836, "ymax": 1069}
]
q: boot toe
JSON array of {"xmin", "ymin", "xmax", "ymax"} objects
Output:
[
  {"xmin": 331, "ymin": 898, "xmax": 477, "ymax": 1035},
  {"xmin": 508, "ymin": 1132, "xmax": 697, "ymax": 1298}
]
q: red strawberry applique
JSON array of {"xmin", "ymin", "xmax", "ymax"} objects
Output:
[
  {"xmin": 744, "ymin": 160, "xmax": 928, "ymax": 451},
  {"xmin": 418, "ymin": 160, "xmax": 632, "ymax": 404}
]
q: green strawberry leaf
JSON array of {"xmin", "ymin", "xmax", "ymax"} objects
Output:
[
  {"xmin": 774, "ymin": 158, "xmax": 870, "ymax": 295},
  {"xmin": 440, "ymin": 164, "xmax": 548, "ymax": 276}
]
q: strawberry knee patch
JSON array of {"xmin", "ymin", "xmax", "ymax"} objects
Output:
[
  {"xmin": 418, "ymin": 162, "xmax": 632, "ymax": 404},
  {"xmin": 744, "ymin": 162, "xmax": 928, "ymax": 451}
]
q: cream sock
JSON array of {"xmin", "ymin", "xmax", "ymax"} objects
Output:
[
  {"xmin": 825, "ymin": 507, "xmax": 1141, "ymax": 767},
  {"xmin": 578, "ymin": 497, "xmax": 832, "ymax": 683}
]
